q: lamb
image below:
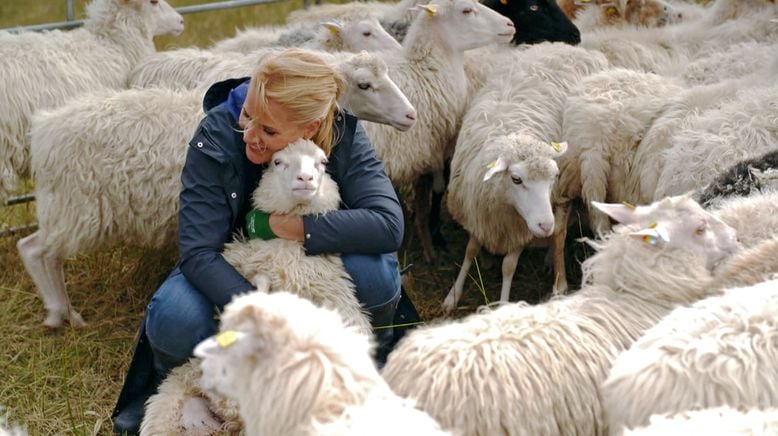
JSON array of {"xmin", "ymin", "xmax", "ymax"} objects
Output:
[
  {"xmin": 141, "ymin": 140, "xmax": 376, "ymax": 435},
  {"xmin": 189, "ymin": 290, "xmax": 451, "ymax": 436},
  {"xmin": 698, "ymin": 149, "xmax": 778, "ymax": 208},
  {"xmin": 444, "ymin": 42, "xmax": 609, "ymax": 306},
  {"xmin": 354, "ymin": 0, "xmax": 514, "ymax": 263},
  {"xmin": 624, "ymin": 407, "xmax": 778, "ymax": 436},
  {"xmin": 210, "ymin": 14, "xmax": 401, "ymax": 54},
  {"xmin": 18, "ymin": 50, "xmax": 417, "ymax": 328},
  {"xmin": 602, "ymin": 278, "xmax": 778, "ymax": 433},
  {"xmin": 0, "ymin": 0, "xmax": 183, "ymax": 203},
  {"xmin": 383, "ymin": 194, "xmax": 741, "ymax": 436}
]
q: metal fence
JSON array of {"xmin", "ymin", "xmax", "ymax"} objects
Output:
[{"xmin": 1, "ymin": 0, "xmax": 320, "ymax": 237}]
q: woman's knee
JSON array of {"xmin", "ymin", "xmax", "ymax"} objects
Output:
[
  {"xmin": 145, "ymin": 273, "xmax": 217, "ymax": 362},
  {"xmin": 341, "ymin": 252, "xmax": 401, "ymax": 309}
]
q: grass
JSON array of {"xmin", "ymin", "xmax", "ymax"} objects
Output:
[{"xmin": 0, "ymin": 0, "xmax": 593, "ymax": 433}]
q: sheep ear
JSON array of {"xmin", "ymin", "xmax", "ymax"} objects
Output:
[
  {"xmin": 411, "ymin": 4, "xmax": 438, "ymax": 16},
  {"xmin": 483, "ymin": 157, "xmax": 508, "ymax": 181},
  {"xmin": 194, "ymin": 330, "xmax": 249, "ymax": 358},
  {"xmin": 629, "ymin": 225, "xmax": 670, "ymax": 246},
  {"xmin": 549, "ymin": 141, "xmax": 568, "ymax": 156},
  {"xmin": 321, "ymin": 20, "xmax": 343, "ymax": 34},
  {"xmin": 591, "ymin": 201, "xmax": 640, "ymax": 224}
]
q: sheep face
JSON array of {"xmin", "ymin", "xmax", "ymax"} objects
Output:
[
  {"xmin": 593, "ymin": 195, "xmax": 740, "ymax": 272},
  {"xmin": 415, "ymin": 0, "xmax": 515, "ymax": 51},
  {"xmin": 338, "ymin": 52, "xmax": 417, "ymax": 131},
  {"xmin": 322, "ymin": 18, "xmax": 402, "ymax": 52},
  {"xmin": 482, "ymin": 134, "xmax": 566, "ymax": 238},
  {"xmin": 147, "ymin": 0, "xmax": 184, "ymax": 36},
  {"xmin": 480, "ymin": 0, "xmax": 581, "ymax": 45},
  {"xmin": 269, "ymin": 140, "xmax": 328, "ymax": 203}
]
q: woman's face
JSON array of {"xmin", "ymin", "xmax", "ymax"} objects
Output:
[{"xmin": 238, "ymin": 90, "xmax": 318, "ymax": 164}]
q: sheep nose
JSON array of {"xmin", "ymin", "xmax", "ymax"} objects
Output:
[
  {"xmin": 506, "ymin": 21, "xmax": 515, "ymax": 28},
  {"xmin": 538, "ymin": 222, "xmax": 554, "ymax": 235},
  {"xmin": 297, "ymin": 173, "xmax": 314, "ymax": 182},
  {"xmin": 406, "ymin": 111, "xmax": 417, "ymax": 121}
]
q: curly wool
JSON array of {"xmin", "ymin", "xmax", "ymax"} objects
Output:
[
  {"xmin": 603, "ymin": 279, "xmax": 778, "ymax": 433},
  {"xmin": 383, "ymin": 209, "xmax": 720, "ymax": 436},
  {"xmin": 622, "ymin": 407, "xmax": 778, "ymax": 436}
]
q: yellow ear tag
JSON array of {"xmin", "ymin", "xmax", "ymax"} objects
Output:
[
  {"xmin": 486, "ymin": 160, "xmax": 498, "ymax": 169},
  {"xmin": 216, "ymin": 330, "xmax": 239, "ymax": 348},
  {"xmin": 648, "ymin": 222, "xmax": 657, "ymax": 229},
  {"xmin": 328, "ymin": 26, "xmax": 339, "ymax": 34},
  {"xmin": 425, "ymin": 5, "xmax": 438, "ymax": 16},
  {"xmin": 621, "ymin": 201, "xmax": 636, "ymax": 209},
  {"xmin": 642, "ymin": 235, "xmax": 657, "ymax": 246},
  {"xmin": 606, "ymin": 6, "xmax": 618, "ymax": 16},
  {"xmin": 550, "ymin": 142, "xmax": 562, "ymax": 152}
]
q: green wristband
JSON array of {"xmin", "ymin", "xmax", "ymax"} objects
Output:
[{"xmin": 246, "ymin": 209, "xmax": 277, "ymax": 240}]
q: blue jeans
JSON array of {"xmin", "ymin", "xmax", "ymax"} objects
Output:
[{"xmin": 145, "ymin": 253, "xmax": 401, "ymax": 373}]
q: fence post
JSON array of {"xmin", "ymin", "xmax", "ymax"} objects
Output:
[{"xmin": 67, "ymin": 0, "xmax": 75, "ymax": 22}]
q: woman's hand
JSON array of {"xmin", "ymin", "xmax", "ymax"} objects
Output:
[{"xmin": 269, "ymin": 214, "xmax": 305, "ymax": 242}]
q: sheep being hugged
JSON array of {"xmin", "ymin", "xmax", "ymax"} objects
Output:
[{"xmin": 140, "ymin": 139, "xmax": 374, "ymax": 435}]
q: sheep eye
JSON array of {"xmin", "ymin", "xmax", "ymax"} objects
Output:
[
  {"xmin": 362, "ymin": 31, "xmax": 372, "ymax": 37},
  {"xmin": 273, "ymin": 159, "xmax": 282, "ymax": 166},
  {"xmin": 357, "ymin": 83, "xmax": 371, "ymax": 90},
  {"xmin": 529, "ymin": 4, "xmax": 539, "ymax": 11},
  {"xmin": 462, "ymin": 8, "xmax": 473, "ymax": 14},
  {"xmin": 695, "ymin": 226, "xmax": 705, "ymax": 235},
  {"xmin": 150, "ymin": 0, "xmax": 159, "ymax": 4},
  {"xmin": 320, "ymin": 158, "xmax": 328, "ymax": 166},
  {"xmin": 511, "ymin": 176, "xmax": 523, "ymax": 185}
]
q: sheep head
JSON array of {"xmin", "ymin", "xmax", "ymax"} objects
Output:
[
  {"xmin": 251, "ymin": 139, "xmax": 341, "ymax": 215},
  {"xmin": 482, "ymin": 133, "xmax": 566, "ymax": 238},
  {"xmin": 194, "ymin": 291, "xmax": 377, "ymax": 435}
]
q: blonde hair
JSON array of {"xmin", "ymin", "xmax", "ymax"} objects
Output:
[{"xmin": 248, "ymin": 48, "xmax": 345, "ymax": 156}]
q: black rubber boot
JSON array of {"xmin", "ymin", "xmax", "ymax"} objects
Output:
[{"xmin": 367, "ymin": 291, "xmax": 402, "ymax": 369}]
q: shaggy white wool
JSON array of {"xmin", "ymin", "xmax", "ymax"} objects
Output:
[
  {"xmin": 603, "ymin": 279, "xmax": 778, "ymax": 432},
  {"xmin": 0, "ymin": 0, "xmax": 182, "ymax": 202},
  {"xmin": 623, "ymin": 407, "xmax": 778, "ymax": 436}
]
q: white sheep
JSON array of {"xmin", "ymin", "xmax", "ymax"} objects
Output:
[
  {"xmin": 383, "ymin": 194, "xmax": 741, "ymax": 436},
  {"xmin": 210, "ymin": 14, "xmax": 401, "ymax": 54},
  {"xmin": 653, "ymin": 82, "xmax": 778, "ymax": 200},
  {"xmin": 709, "ymin": 191, "xmax": 778, "ymax": 248},
  {"xmin": 0, "ymin": 0, "xmax": 183, "ymax": 203},
  {"xmin": 444, "ymin": 42, "xmax": 608, "ymax": 306},
  {"xmin": 141, "ymin": 139, "xmax": 376, "ymax": 435},
  {"xmin": 602, "ymin": 278, "xmax": 778, "ymax": 433},
  {"xmin": 18, "ymin": 50, "xmax": 417, "ymax": 328},
  {"xmin": 559, "ymin": 68, "xmax": 684, "ymax": 234},
  {"xmin": 355, "ymin": 0, "xmax": 514, "ymax": 263},
  {"xmin": 623, "ymin": 407, "xmax": 778, "ymax": 436},
  {"xmin": 190, "ymin": 290, "xmax": 450, "ymax": 436}
]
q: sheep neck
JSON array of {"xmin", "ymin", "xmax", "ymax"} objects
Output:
[{"xmin": 85, "ymin": 0, "xmax": 157, "ymax": 67}]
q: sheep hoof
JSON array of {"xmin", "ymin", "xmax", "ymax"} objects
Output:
[
  {"xmin": 69, "ymin": 311, "xmax": 87, "ymax": 329},
  {"xmin": 441, "ymin": 293, "xmax": 458, "ymax": 315},
  {"xmin": 43, "ymin": 310, "xmax": 66, "ymax": 329}
]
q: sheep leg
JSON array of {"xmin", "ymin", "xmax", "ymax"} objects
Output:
[
  {"xmin": 551, "ymin": 202, "xmax": 571, "ymax": 295},
  {"xmin": 17, "ymin": 231, "xmax": 69, "ymax": 328},
  {"xmin": 499, "ymin": 249, "xmax": 522, "ymax": 303},
  {"xmin": 45, "ymin": 250, "xmax": 85, "ymax": 328},
  {"xmin": 413, "ymin": 174, "xmax": 438, "ymax": 264},
  {"xmin": 428, "ymin": 168, "xmax": 448, "ymax": 250},
  {"xmin": 580, "ymin": 148, "xmax": 612, "ymax": 235},
  {"xmin": 442, "ymin": 236, "xmax": 481, "ymax": 314}
]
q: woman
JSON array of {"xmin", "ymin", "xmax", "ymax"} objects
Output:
[{"xmin": 112, "ymin": 48, "xmax": 404, "ymax": 434}]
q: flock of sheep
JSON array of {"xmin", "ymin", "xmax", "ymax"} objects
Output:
[{"xmin": 1, "ymin": 0, "xmax": 777, "ymax": 434}]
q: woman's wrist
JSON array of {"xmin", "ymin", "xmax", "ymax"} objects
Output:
[{"xmin": 269, "ymin": 214, "xmax": 305, "ymax": 242}]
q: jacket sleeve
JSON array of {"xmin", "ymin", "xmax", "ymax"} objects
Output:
[
  {"xmin": 302, "ymin": 121, "xmax": 404, "ymax": 254},
  {"xmin": 178, "ymin": 144, "xmax": 254, "ymax": 309}
]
